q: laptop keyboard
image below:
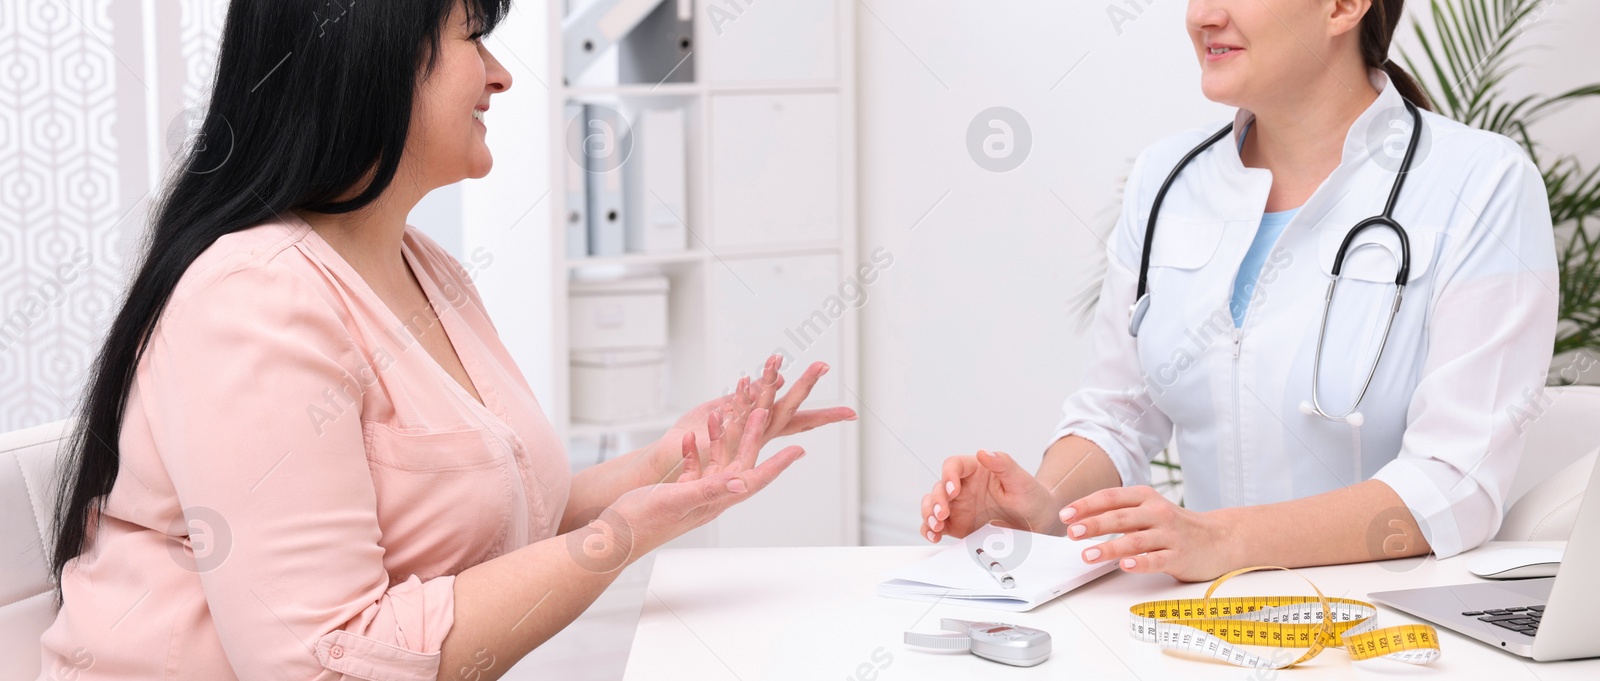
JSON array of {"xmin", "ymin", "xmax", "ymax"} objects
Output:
[{"xmin": 1462, "ymin": 605, "xmax": 1545, "ymax": 637}]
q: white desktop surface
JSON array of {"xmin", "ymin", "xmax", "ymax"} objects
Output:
[{"xmin": 622, "ymin": 541, "xmax": 1594, "ymax": 680}]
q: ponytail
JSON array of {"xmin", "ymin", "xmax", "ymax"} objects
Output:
[{"xmin": 1362, "ymin": 0, "xmax": 1434, "ymax": 112}]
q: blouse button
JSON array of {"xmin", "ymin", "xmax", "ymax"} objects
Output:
[{"xmin": 329, "ymin": 644, "xmax": 345, "ymax": 659}]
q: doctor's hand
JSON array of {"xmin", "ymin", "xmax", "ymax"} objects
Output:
[
  {"xmin": 920, "ymin": 450, "xmax": 1069, "ymax": 543},
  {"xmin": 607, "ymin": 408, "xmax": 807, "ymax": 560},
  {"xmin": 1059, "ymin": 485, "xmax": 1234, "ymax": 583},
  {"xmin": 648, "ymin": 355, "xmax": 855, "ymax": 486}
]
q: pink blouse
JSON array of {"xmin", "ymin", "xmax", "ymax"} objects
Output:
[{"xmin": 38, "ymin": 214, "xmax": 572, "ymax": 680}]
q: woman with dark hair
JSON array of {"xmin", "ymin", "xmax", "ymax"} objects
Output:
[
  {"xmin": 39, "ymin": 1, "xmax": 853, "ymax": 678},
  {"xmin": 921, "ymin": 0, "xmax": 1556, "ymax": 581}
]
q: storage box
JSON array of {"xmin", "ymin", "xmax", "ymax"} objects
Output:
[
  {"xmin": 571, "ymin": 349, "xmax": 667, "ymax": 423},
  {"xmin": 569, "ymin": 275, "xmax": 669, "ymax": 350}
]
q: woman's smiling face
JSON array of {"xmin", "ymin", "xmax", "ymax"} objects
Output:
[
  {"xmin": 406, "ymin": 0, "xmax": 512, "ymax": 188},
  {"xmin": 1186, "ymin": 0, "xmax": 1368, "ymax": 108}
]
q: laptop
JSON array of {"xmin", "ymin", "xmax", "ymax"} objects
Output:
[{"xmin": 1369, "ymin": 455, "xmax": 1600, "ymax": 661}]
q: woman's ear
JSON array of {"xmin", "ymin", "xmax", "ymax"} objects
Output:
[{"xmin": 1326, "ymin": 0, "xmax": 1373, "ymax": 38}]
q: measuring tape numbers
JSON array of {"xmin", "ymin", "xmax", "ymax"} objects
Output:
[{"xmin": 1128, "ymin": 566, "xmax": 1442, "ymax": 668}]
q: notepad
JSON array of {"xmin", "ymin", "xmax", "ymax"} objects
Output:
[{"xmin": 877, "ymin": 525, "xmax": 1119, "ymax": 612}]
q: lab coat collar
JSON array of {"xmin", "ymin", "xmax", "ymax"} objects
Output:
[{"xmin": 1340, "ymin": 69, "xmax": 1408, "ymax": 168}]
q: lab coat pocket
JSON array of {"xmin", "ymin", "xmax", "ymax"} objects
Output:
[
  {"xmin": 1139, "ymin": 219, "xmax": 1230, "ymax": 351},
  {"xmin": 1148, "ymin": 220, "xmax": 1227, "ymax": 270},
  {"xmin": 1316, "ymin": 225, "xmax": 1436, "ymax": 284}
]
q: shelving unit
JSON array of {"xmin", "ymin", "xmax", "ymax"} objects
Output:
[
  {"xmin": 544, "ymin": 0, "xmax": 860, "ymax": 568},
  {"xmin": 561, "ymin": 250, "xmax": 704, "ymax": 269}
]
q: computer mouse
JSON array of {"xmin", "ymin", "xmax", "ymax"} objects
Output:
[{"xmin": 1466, "ymin": 546, "xmax": 1563, "ymax": 580}]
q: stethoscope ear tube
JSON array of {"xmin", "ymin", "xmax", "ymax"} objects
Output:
[
  {"xmin": 1329, "ymin": 216, "xmax": 1412, "ymax": 286},
  {"xmin": 1134, "ymin": 123, "xmax": 1237, "ymax": 305},
  {"xmin": 1305, "ymin": 276, "xmax": 1404, "ymax": 424}
]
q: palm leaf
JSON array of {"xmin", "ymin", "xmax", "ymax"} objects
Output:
[{"xmin": 1403, "ymin": 0, "xmax": 1600, "ymax": 380}]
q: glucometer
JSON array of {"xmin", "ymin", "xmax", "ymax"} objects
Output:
[{"xmin": 904, "ymin": 619, "xmax": 1051, "ymax": 667}]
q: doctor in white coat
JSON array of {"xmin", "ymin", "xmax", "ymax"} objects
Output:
[{"xmin": 921, "ymin": 0, "xmax": 1558, "ymax": 581}]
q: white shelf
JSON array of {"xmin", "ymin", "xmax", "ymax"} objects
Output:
[
  {"xmin": 564, "ymin": 82, "xmax": 699, "ymax": 98},
  {"xmin": 547, "ymin": 0, "xmax": 859, "ymax": 549},
  {"xmin": 562, "ymin": 81, "xmax": 841, "ymax": 98},
  {"xmin": 566, "ymin": 250, "xmax": 704, "ymax": 270},
  {"xmin": 564, "ymin": 244, "xmax": 842, "ymax": 268},
  {"xmin": 706, "ymin": 81, "xmax": 840, "ymax": 94},
  {"xmin": 567, "ymin": 412, "xmax": 680, "ymax": 439},
  {"xmin": 711, "ymin": 245, "xmax": 842, "ymax": 261}
]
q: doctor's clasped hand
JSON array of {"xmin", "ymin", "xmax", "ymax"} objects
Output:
[
  {"xmin": 919, "ymin": 449, "xmax": 1068, "ymax": 542},
  {"xmin": 920, "ymin": 442, "xmax": 1238, "ymax": 583}
]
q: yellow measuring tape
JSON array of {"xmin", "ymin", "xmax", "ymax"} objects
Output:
[{"xmin": 1128, "ymin": 566, "xmax": 1441, "ymax": 668}]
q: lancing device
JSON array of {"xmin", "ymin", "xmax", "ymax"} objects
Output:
[
  {"xmin": 904, "ymin": 619, "xmax": 1052, "ymax": 667},
  {"xmin": 973, "ymin": 547, "xmax": 1016, "ymax": 589}
]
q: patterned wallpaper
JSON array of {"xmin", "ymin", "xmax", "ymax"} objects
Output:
[{"xmin": 0, "ymin": 0, "xmax": 225, "ymax": 433}]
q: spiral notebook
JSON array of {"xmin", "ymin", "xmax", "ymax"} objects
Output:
[{"xmin": 877, "ymin": 525, "xmax": 1119, "ymax": 612}]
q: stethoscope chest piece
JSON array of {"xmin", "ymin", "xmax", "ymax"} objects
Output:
[{"xmin": 1128, "ymin": 292, "xmax": 1151, "ymax": 337}]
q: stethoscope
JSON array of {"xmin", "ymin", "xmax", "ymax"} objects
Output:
[{"xmin": 1127, "ymin": 99, "xmax": 1422, "ymax": 426}]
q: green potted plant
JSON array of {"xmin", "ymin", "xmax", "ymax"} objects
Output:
[{"xmin": 1404, "ymin": 0, "xmax": 1600, "ymax": 380}]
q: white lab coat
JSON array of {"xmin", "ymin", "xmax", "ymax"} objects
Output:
[{"xmin": 1053, "ymin": 70, "xmax": 1558, "ymax": 558}]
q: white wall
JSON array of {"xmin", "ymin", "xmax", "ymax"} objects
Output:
[
  {"xmin": 1500, "ymin": 0, "xmax": 1600, "ymax": 168},
  {"xmin": 854, "ymin": 0, "xmax": 1220, "ymax": 545},
  {"xmin": 459, "ymin": 2, "xmax": 555, "ymax": 404},
  {"xmin": 409, "ymin": 183, "xmax": 463, "ymax": 258},
  {"xmin": 854, "ymin": 0, "xmax": 1600, "ymax": 546}
]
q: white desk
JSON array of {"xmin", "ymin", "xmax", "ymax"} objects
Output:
[{"xmin": 622, "ymin": 541, "xmax": 1594, "ymax": 680}]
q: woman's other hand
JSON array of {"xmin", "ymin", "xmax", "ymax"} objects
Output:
[
  {"xmin": 650, "ymin": 354, "xmax": 855, "ymax": 485},
  {"xmin": 1058, "ymin": 485, "xmax": 1235, "ymax": 582},
  {"xmin": 920, "ymin": 450, "xmax": 1068, "ymax": 543},
  {"xmin": 605, "ymin": 409, "xmax": 805, "ymax": 560}
]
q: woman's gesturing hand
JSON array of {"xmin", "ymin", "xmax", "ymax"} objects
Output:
[
  {"xmin": 599, "ymin": 409, "xmax": 805, "ymax": 564},
  {"xmin": 649, "ymin": 354, "xmax": 855, "ymax": 485},
  {"xmin": 1059, "ymin": 485, "xmax": 1235, "ymax": 582},
  {"xmin": 920, "ymin": 450, "xmax": 1068, "ymax": 543}
]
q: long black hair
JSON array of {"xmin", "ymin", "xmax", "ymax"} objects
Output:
[{"xmin": 49, "ymin": 0, "xmax": 513, "ymax": 603}]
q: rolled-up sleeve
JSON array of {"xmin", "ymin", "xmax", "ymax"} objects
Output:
[
  {"xmin": 142, "ymin": 251, "xmax": 455, "ymax": 680},
  {"xmin": 1049, "ymin": 150, "xmax": 1176, "ymax": 487},
  {"xmin": 1371, "ymin": 138, "xmax": 1558, "ymax": 558}
]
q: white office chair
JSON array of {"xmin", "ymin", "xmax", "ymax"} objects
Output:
[
  {"xmin": 1495, "ymin": 385, "xmax": 1600, "ymax": 542},
  {"xmin": 1, "ymin": 419, "xmax": 71, "ymax": 681}
]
